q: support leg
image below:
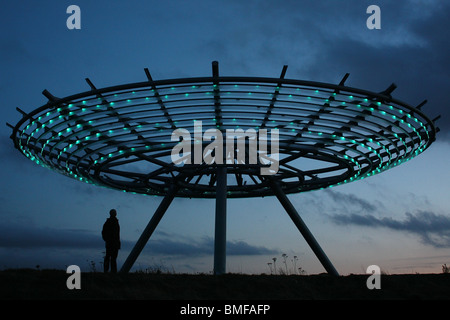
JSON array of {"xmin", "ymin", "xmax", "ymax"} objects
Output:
[
  {"xmin": 214, "ymin": 166, "xmax": 227, "ymax": 275},
  {"xmin": 270, "ymin": 182, "xmax": 339, "ymax": 276},
  {"xmin": 120, "ymin": 186, "xmax": 177, "ymax": 273}
]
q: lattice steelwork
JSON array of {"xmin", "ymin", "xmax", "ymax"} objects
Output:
[
  {"xmin": 10, "ymin": 64, "xmax": 437, "ymax": 199},
  {"xmin": 9, "ymin": 62, "xmax": 439, "ymax": 275}
]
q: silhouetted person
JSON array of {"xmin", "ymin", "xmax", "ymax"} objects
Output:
[{"xmin": 102, "ymin": 209, "xmax": 121, "ymax": 273}]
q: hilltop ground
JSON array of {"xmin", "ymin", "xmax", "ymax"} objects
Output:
[{"xmin": 0, "ymin": 269, "xmax": 449, "ymax": 300}]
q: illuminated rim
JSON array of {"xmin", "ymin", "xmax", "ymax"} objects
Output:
[{"xmin": 10, "ymin": 63, "xmax": 438, "ymax": 198}]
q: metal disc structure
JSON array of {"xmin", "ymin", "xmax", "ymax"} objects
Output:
[{"xmin": 9, "ymin": 61, "xmax": 439, "ymax": 275}]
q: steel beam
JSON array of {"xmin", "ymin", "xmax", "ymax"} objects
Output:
[
  {"xmin": 213, "ymin": 166, "xmax": 227, "ymax": 275},
  {"xmin": 120, "ymin": 185, "xmax": 177, "ymax": 273},
  {"xmin": 270, "ymin": 181, "xmax": 339, "ymax": 276}
]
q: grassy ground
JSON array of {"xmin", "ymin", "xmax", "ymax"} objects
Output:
[{"xmin": 0, "ymin": 269, "xmax": 449, "ymax": 300}]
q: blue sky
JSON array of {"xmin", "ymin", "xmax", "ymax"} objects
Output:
[{"xmin": 1, "ymin": 0, "xmax": 449, "ymax": 275}]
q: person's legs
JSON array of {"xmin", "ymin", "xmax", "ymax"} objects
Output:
[
  {"xmin": 104, "ymin": 248, "xmax": 111, "ymax": 273},
  {"xmin": 110, "ymin": 248, "xmax": 118, "ymax": 273}
]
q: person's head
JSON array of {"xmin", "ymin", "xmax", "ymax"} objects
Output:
[{"xmin": 110, "ymin": 209, "xmax": 117, "ymax": 217}]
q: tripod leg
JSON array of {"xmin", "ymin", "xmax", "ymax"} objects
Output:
[
  {"xmin": 270, "ymin": 181, "xmax": 339, "ymax": 276},
  {"xmin": 120, "ymin": 186, "xmax": 177, "ymax": 273}
]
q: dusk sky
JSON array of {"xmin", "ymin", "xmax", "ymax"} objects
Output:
[{"xmin": 1, "ymin": 0, "xmax": 449, "ymax": 275}]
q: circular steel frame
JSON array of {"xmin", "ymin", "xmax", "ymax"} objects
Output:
[{"xmin": 10, "ymin": 63, "xmax": 438, "ymax": 198}]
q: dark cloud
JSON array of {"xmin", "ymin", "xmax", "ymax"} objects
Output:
[
  {"xmin": 0, "ymin": 224, "xmax": 105, "ymax": 249},
  {"xmin": 207, "ymin": 1, "xmax": 448, "ymax": 135},
  {"xmin": 324, "ymin": 189, "xmax": 379, "ymax": 213},
  {"xmin": 227, "ymin": 239, "xmax": 277, "ymax": 255},
  {"xmin": 332, "ymin": 211, "xmax": 450, "ymax": 248},
  {"xmin": 218, "ymin": 1, "xmax": 448, "ymax": 134},
  {"xmin": 0, "ymin": 224, "xmax": 276, "ymax": 256},
  {"xmin": 144, "ymin": 234, "xmax": 277, "ymax": 256},
  {"xmin": 305, "ymin": 2, "xmax": 449, "ymax": 134}
]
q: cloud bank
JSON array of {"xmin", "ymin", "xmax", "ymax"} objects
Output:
[
  {"xmin": 0, "ymin": 224, "xmax": 276, "ymax": 256},
  {"xmin": 332, "ymin": 211, "xmax": 450, "ymax": 248},
  {"xmin": 145, "ymin": 235, "xmax": 277, "ymax": 256},
  {"xmin": 324, "ymin": 189, "xmax": 378, "ymax": 213}
]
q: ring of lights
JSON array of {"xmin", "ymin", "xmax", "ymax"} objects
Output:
[{"xmin": 10, "ymin": 63, "xmax": 437, "ymax": 199}]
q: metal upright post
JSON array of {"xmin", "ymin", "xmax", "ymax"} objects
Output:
[
  {"xmin": 120, "ymin": 185, "xmax": 177, "ymax": 273},
  {"xmin": 214, "ymin": 166, "xmax": 227, "ymax": 275},
  {"xmin": 212, "ymin": 60, "xmax": 227, "ymax": 275},
  {"xmin": 270, "ymin": 181, "xmax": 339, "ymax": 276}
]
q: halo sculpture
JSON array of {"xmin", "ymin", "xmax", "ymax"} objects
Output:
[{"xmin": 9, "ymin": 61, "xmax": 439, "ymax": 275}]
